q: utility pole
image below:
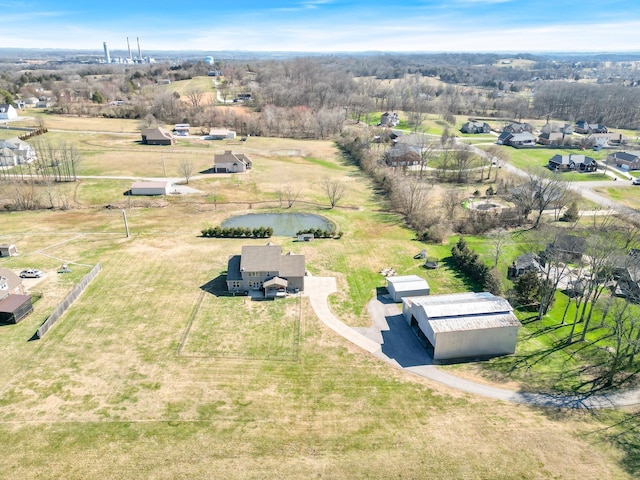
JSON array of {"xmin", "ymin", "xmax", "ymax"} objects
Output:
[
  {"xmin": 161, "ymin": 154, "xmax": 166, "ymax": 177},
  {"xmin": 122, "ymin": 209, "xmax": 130, "ymax": 238}
]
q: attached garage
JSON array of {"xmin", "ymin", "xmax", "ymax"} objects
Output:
[
  {"xmin": 402, "ymin": 292, "xmax": 520, "ymax": 362},
  {"xmin": 386, "ymin": 275, "xmax": 430, "ymax": 302},
  {"xmin": 0, "ymin": 294, "xmax": 33, "ymax": 324},
  {"xmin": 131, "ymin": 181, "xmax": 170, "ymax": 196}
]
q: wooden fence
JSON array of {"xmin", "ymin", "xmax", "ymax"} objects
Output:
[{"xmin": 35, "ymin": 263, "xmax": 102, "ymax": 339}]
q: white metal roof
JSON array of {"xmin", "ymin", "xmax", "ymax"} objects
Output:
[
  {"xmin": 404, "ymin": 292, "xmax": 513, "ymax": 318},
  {"xmin": 428, "ymin": 313, "xmax": 520, "ymax": 333},
  {"xmin": 387, "ymin": 275, "xmax": 429, "ymax": 292}
]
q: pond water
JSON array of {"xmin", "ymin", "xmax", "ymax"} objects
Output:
[{"xmin": 221, "ymin": 213, "xmax": 334, "ymax": 236}]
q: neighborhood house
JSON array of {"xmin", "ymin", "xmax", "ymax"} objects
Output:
[
  {"xmin": 607, "ymin": 151, "xmax": 640, "ymax": 171},
  {"xmin": 402, "ymin": 292, "xmax": 521, "ymax": 361},
  {"xmin": 0, "ymin": 267, "xmax": 32, "ymax": 324},
  {"xmin": 0, "ymin": 104, "xmax": 18, "ymax": 120},
  {"xmin": 214, "ymin": 151, "xmax": 252, "ymax": 173},
  {"xmin": 226, "ymin": 244, "xmax": 305, "ymax": 296},
  {"xmin": 140, "ymin": 127, "xmax": 175, "ymax": 145},
  {"xmin": 0, "ymin": 138, "xmax": 37, "ymax": 166},
  {"xmin": 384, "ymin": 144, "xmax": 421, "ymax": 167},
  {"xmin": 0, "ymin": 244, "xmax": 18, "ymax": 257},
  {"xmin": 460, "ymin": 120, "xmax": 491, "ymax": 134},
  {"xmin": 548, "ymin": 154, "xmax": 597, "ymax": 172}
]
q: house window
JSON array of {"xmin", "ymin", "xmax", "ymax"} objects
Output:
[{"xmin": 229, "ymin": 281, "xmax": 241, "ymax": 289}]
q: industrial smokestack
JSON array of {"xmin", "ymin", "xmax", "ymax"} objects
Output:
[
  {"xmin": 137, "ymin": 37, "xmax": 142, "ymax": 63},
  {"xmin": 103, "ymin": 42, "xmax": 111, "ymax": 64},
  {"xmin": 126, "ymin": 37, "xmax": 132, "ymax": 61}
]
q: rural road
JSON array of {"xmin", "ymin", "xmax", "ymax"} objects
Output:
[{"xmin": 304, "ymin": 276, "xmax": 640, "ymax": 409}]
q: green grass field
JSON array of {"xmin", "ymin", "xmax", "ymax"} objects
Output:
[{"xmin": 0, "ymin": 115, "xmax": 637, "ymax": 479}]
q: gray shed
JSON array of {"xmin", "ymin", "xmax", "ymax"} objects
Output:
[
  {"xmin": 0, "ymin": 244, "xmax": 17, "ymax": 257},
  {"xmin": 402, "ymin": 292, "xmax": 520, "ymax": 362},
  {"xmin": 386, "ymin": 275, "xmax": 430, "ymax": 302}
]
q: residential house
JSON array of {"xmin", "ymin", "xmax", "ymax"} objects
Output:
[
  {"xmin": 173, "ymin": 124, "xmax": 190, "ymax": 136},
  {"xmin": 384, "ymin": 144, "xmax": 421, "ymax": 167},
  {"xmin": 538, "ymin": 132, "xmax": 567, "ymax": 146},
  {"xmin": 612, "ymin": 254, "xmax": 640, "ymax": 301},
  {"xmin": 499, "ymin": 131, "xmax": 536, "ymax": 147},
  {"xmin": 207, "ymin": 129, "xmax": 236, "ymax": 140},
  {"xmin": 548, "ymin": 154, "xmax": 597, "ymax": 172},
  {"xmin": 543, "ymin": 234, "xmax": 586, "ymax": 264},
  {"xmin": 380, "ymin": 112, "xmax": 399, "ymax": 127},
  {"xmin": 140, "ymin": 127, "xmax": 175, "ymax": 145},
  {"xmin": 0, "ymin": 138, "xmax": 37, "ymax": 165},
  {"xmin": 460, "ymin": 120, "xmax": 491, "ymax": 134},
  {"xmin": 214, "ymin": 151, "xmax": 252, "ymax": 173},
  {"xmin": 507, "ymin": 253, "xmax": 543, "ymax": 279},
  {"xmin": 607, "ymin": 151, "xmax": 640, "ymax": 171},
  {"xmin": 402, "ymin": 292, "xmax": 521, "ymax": 361},
  {"xmin": 586, "ymin": 132, "xmax": 623, "ymax": 148},
  {"xmin": 0, "ymin": 268, "xmax": 25, "ymax": 301},
  {"xmin": 35, "ymin": 100, "xmax": 51, "ymax": 109},
  {"xmin": 0, "ymin": 267, "xmax": 32, "ymax": 324},
  {"xmin": 0, "ymin": 104, "xmax": 18, "ymax": 120},
  {"xmin": 226, "ymin": 244, "xmax": 305, "ymax": 296},
  {"xmin": 575, "ymin": 120, "xmax": 607, "ymax": 134},
  {"xmin": 503, "ymin": 122, "xmax": 533, "ymax": 134}
]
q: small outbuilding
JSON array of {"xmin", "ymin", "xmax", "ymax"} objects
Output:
[
  {"xmin": 130, "ymin": 181, "xmax": 170, "ymax": 196},
  {"xmin": 0, "ymin": 244, "xmax": 18, "ymax": 257},
  {"xmin": 402, "ymin": 292, "xmax": 520, "ymax": 362},
  {"xmin": 386, "ymin": 275, "xmax": 430, "ymax": 302},
  {"xmin": 0, "ymin": 294, "xmax": 33, "ymax": 324}
]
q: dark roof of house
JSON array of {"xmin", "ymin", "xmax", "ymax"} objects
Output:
[
  {"xmin": 610, "ymin": 151, "xmax": 640, "ymax": 162},
  {"xmin": 0, "ymin": 294, "xmax": 31, "ymax": 313},
  {"xmin": 240, "ymin": 245, "xmax": 305, "ymax": 277},
  {"xmin": 549, "ymin": 154, "xmax": 596, "ymax": 166},
  {"xmin": 515, "ymin": 252, "xmax": 542, "ymax": 271},
  {"xmin": 552, "ymin": 234, "xmax": 586, "ymax": 254},
  {"xmin": 141, "ymin": 127, "xmax": 173, "ymax": 141},
  {"xmin": 385, "ymin": 143, "xmax": 420, "ymax": 159},
  {"xmin": 279, "ymin": 252, "xmax": 306, "ymax": 278}
]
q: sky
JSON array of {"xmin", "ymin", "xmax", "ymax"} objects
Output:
[{"xmin": 3, "ymin": 0, "xmax": 640, "ymax": 53}]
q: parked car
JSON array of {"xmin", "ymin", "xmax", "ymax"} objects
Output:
[
  {"xmin": 20, "ymin": 268, "xmax": 44, "ymax": 278},
  {"xmin": 632, "ymin": 177, "xmax": 640, "ymax": 185}
]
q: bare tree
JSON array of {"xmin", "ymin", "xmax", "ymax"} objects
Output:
[
  {"xmin": 322, "ymin": 177, "xmax": 345, "ymax": 208},
  {"xmin": 490, "ymin": 229, "xmax": 511, "ymax": 268},
  {"xmin": 178, "ymin": 159, "xmax": 194, "ymax": 184},
  {"xmin": 280, "ymin": 184, "xmax": 300, "ymax": 208},
  {"xmin": 186, "ymin": 88, "xmax": 206, "ymax": 109},
  {"xmin": 511, "ymin": 169, "xmax": 571, "ymax": 228}
]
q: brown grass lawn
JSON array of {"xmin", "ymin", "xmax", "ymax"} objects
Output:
[
  {"xmin": 0, "ymin": 229, "xmax": 631, "ymax": 479},
  {"xmin": 0, "ymin": 121, "xmax": 636, "ymax": 479}
]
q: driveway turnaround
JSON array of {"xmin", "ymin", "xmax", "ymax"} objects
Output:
[{"xmin": 304, "ymin": 276, "xmax": 640, "ymax": 409}]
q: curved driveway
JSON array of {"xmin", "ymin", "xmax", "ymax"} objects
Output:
[{"xmin": 304, "ymin": 276, "xmax": 640, "ymax": 409}]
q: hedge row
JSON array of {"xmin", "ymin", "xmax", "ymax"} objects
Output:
[
  {"xmin": 201, "ymin": 226, "xmax": 273, "ymax": 238},
  {"xmin": 296, "ymin": 228, "xmax": 342, "ymax": 239}
]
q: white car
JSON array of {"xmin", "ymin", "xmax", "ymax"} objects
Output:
[
  {"xmin": 20, "ymin": 269, "xmax": 44, "ymax": 278},
  {"xmin": 632, "ymin": 178, "xmax": 640, "ymax": 185}
]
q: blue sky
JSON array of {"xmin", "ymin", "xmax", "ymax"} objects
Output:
[{"xmin": 3, "ymin": 0, "xmax": 640, "ymax": 52}]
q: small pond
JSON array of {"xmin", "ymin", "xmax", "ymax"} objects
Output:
[{"xmin": 221, "ymin": 213, "xmax": 334, "ymax": 236}]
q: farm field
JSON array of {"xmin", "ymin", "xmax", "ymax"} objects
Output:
[{"xmin": 0, "ymin": 116, "xmax": 637, "ymax": 478}]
